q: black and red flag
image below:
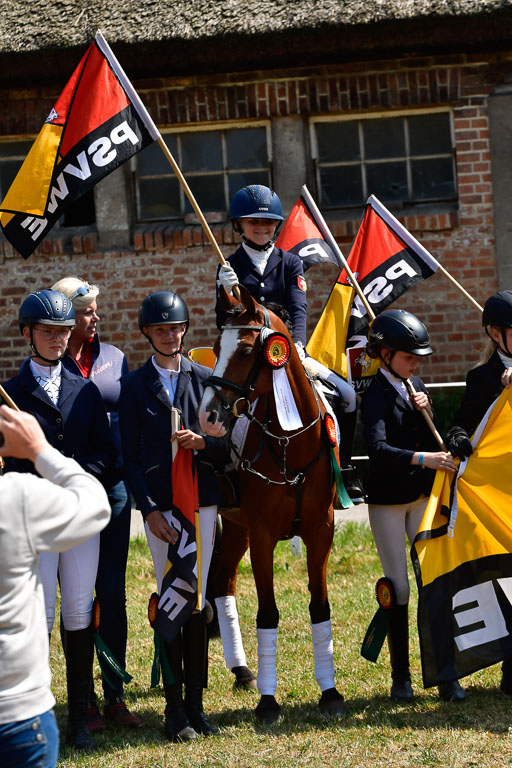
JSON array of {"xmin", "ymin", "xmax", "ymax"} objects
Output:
[
  {"xmin": 307, "ymin": 195, "xmax": 441, "ymax": 392},
  {"xmin": 275, "ymin": 187, "xmax": 344, "ymax": 271},
  {"xmin": 0, "ymin": 30, "xmax": 158, "ymax": 258},
  {"xmin": 154, "ymin": 443, "xmax": 202, "ymax": 643}
]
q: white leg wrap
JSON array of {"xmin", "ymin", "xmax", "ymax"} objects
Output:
[
  {"xmin": 215, "ymin": 595, "xmax": 247, "ymax": 670},
  {"xmin": 257, "ymin": 627, "xmax": 278, "ymax": 696},
  {"xmin": 311, "ymin": 620, "xmax": 335, "ymax": 692}
]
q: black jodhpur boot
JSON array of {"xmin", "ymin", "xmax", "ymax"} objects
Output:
[
  {"xmin": 65, "ymin": 624, "xmax": 97, "ymax": 751},
  {"xmin": 387, "ymin": 603, "xmax": 413, "ymax": 702},
  {"xmin": 162, "ymin": 631, "xmax": 197, "ymax": 742},
  {"xmin": 183, "ymin": 611, "xmax": 219, "ymax": 736}
]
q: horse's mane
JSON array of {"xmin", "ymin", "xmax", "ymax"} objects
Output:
[{"xmin": 225, "ymin": 302, "xmax": 294, "ymax": 338}]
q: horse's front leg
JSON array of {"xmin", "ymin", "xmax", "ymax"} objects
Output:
[
  {"xmin": 249, "ymin": 528, "xmax": 281, "ymax": 725},
  {"xmin": 304, "ymin": 509, "xmax": 346, "ymax": 717},
  {"xmin": 211, "ymin": 518, "xmax": 257, "ymax": 690}
]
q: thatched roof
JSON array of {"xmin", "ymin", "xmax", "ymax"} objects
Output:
[{"xmin": 1, "ymin": 1, "xmax": 512, "ymax": 82}]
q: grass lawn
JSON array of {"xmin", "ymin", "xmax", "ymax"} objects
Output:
[{"xmin": 51, "ymin": 523, "xmax": 512, "ymax": 767}]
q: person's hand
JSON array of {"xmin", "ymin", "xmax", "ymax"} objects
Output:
[
  {"xmin": 502, "ymin": 367, "xmax": 512, "ymax": 389},
  {"xmin": 171, "ymin": 429, "xmax": 205, "ymax": 451},
  {"xmin": 217, "ymin": 264, "xmax": 239, "ymax": 294},
  {"xmin": 417, "ymin": 451, "xmax": 458, "ymax": 472},
  {"xmin": 411, "ymin": 391, "xmax": 431, "ymax": 414},
  {"xmin": 145, "ymin": 509, "xmax": 179, "ymax": 544},
  {"xmin": 0, "ymin": 405, "xmax": 48, "ymax": 462},
  {"xmin": 447, "ymin": 433, "xmax": 473, "ymax": 460}
]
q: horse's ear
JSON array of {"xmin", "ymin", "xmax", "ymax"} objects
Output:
[
  {"xmin": 218, "ymin": 285, "xmax": 239, "ymax": 314},
  {"xmin": 239, "ymin": 285, "xmax": 259, "ymax": 317}
]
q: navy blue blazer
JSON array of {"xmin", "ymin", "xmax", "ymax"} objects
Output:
[
  {"xmin": 119, "ymin": 356, "xmax": 228, "ymax": 518},
  {"xmin": 3, "ymin": 358, "xmax": 115, "ymax": 479},
  {"xmin": 447, "ymin": 350, "xmax": 504, "ymax": 444},
  {"xmin": 215, "ymin": 245, "xmax": 307, "ymax": 345},
  {"xmin": 361, "ymin": 371, "xmax": 440, "ymax": 505}
]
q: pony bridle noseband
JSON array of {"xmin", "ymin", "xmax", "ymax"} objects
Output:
[{"xmin": 205, "ymin": 306, "xmax": 285, "ymax": 420}]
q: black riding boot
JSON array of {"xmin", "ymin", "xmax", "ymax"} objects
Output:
[
  {"xmin": 332, "ymin": 401, "xmax": 364, "ymax": 505},
  {"xmin": 387, "ymin": 603, "xmax": 413, "ymax": 701},
  {"xmin": 65, "ymin": 624, "xmax": 97, "ymax": 750},
  {"xmin": 162, "ymin": 631, "xmax": 197, "ymax": 742},
  {"xmin": 183, "ymin": 612, "xmax": 219, "ymax": 736}
]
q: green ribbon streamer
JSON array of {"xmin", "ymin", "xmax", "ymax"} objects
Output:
[
  {"xmin": 150, "ymin": 631, "xmax": 175, "ymax": 689},
  {"xmin": 94, "ymin": 633, "xmax": 133, "ymax": 691},
  {"xmin": 330, "ymin": 445, "xmax": 352, "ymax": 509}
]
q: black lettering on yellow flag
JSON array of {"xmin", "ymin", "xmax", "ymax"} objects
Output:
[{"xmin": 412, "ymin": 388, "xmax": 512, "ymax": 687}]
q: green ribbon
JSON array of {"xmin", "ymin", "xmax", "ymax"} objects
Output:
[
  {"xmin": 150, "ymin": 631, "xmax": 175, "ymax": 689},
  {"xmin": 330, "ymin": 445, "xmax": 352, "ymax": 509},
  {"xmin": 94, "ymin": 633, "xmax": 133, "ymax": 691}
]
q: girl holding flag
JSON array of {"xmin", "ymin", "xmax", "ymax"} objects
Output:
[
  {"xmin": 361, "ymin": 309, "xmax": 464, "ymax": 702},
  {"xmin": 215, "ymin": 183, "xmax": 363, "ymax": 502},
  {"xmin": 119, "ymin": 291, "xmax": 226, "ymax": 743},
  {"xmin": 447, "ymin": 289, "xmax": 512, "ymax": 695}
]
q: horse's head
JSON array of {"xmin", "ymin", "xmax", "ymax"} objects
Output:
[{"xmin": 199, "ymin": 286, "xmax": 294, "ymax": 437}]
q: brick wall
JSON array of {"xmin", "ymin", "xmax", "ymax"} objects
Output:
[{"xmin": 0, "ymin": 51, "xmax": 505, "ymax": 385}]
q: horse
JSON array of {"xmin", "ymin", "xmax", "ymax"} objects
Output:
[{"xmin": 198, "ymin": 285, "xmax": 345, "ymax": 724}]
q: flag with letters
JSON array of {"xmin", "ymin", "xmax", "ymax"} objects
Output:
[
  {"xmin": 307, "ymin": 196, "xmax": 440, "ymax": 392},
  {"xmin": 0, "ymin": 30, "xmax": 158, "ymax": 259},
  {"xmin": 412, "ymin": 388, "xmax": 512, "ymax": 687},
  {"xmin": 154, "ymin": 443, "xmax": 202, "ymax": 643},
  {"xmin": 275, "ymin": 191, "xmax": 344, "ymax": 271}
]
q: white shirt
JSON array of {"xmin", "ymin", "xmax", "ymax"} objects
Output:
[
  {"xmin": 242, "ymin": 242, "xmax": 274, "ymax": 275},
  {"xmin": 0, "ymin": 447, "xmax": 110, "ymax": 724},
  {"xmin": 29, "ymin": 360, "xmax": 62, "ymax": 405},
  {"xmin": 152, "ymin": 355, "xmax": 180, "ymax": 403},
  {"xmin": 380, "ymin": 367, "xmax": 413, "ymax": 408},
  {"xmin": 497, "ymin": 348, "xmax": 512, "ymax": 369}
]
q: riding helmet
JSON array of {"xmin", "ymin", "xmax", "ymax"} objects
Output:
[
  {"xmin": 18, "ymin": 289, "xmax": 75, "ymax": 334},
  {"xmin": 138, "ymin": 291, "xmax": 189, "ymax": 332},
  {"xmin": 367, "ymin": 309, "xmax": 433, "ymax": 358},
  {"xmin": 229, "ymin": 185, "xmax": 284, "ymax": 221}
]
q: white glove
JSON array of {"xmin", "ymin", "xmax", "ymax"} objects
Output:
[
  {"xmin": 295, "ymin": 341, "xmax": 306, "ymax": 361},
  {"xmin": 217, "ymin": 264, "xmax": 239, "ymax": 294}
]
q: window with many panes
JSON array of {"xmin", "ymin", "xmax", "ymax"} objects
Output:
[
  {"xmin": 136, "ymin": 124, "xmax": 271, "ymax": 221},
  {"xmin": 0, "ymin": 139, "xmax": 95, "ymax": 229},
  {"xmin": 311, "ymin": 111, "xmax": 456, "ymax": 210}
]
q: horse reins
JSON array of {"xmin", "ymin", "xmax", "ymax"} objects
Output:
[{"xmin": 205, "ymin": 309, "xmax": 328, "ymax": 539}]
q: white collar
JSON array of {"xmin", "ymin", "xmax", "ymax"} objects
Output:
[
  {"xmin": 29, "ymin": 359, "xmax": 62, "ymax": 380},
  {"xmin": 497, "ymin": 348, "xmax": 512, "ymax": 368},
  {"xmin": 151, "ymin": 356, "xmax": 181, "ymax": 377}
]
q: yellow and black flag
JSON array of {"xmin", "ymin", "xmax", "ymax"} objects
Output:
[
  {"xmin": 412, "ymin": 387, "xmax": 512, "ymax": 687},
  {"xmin": 0, "ymin": 31, "xmax": 158, "ymax": 258}
]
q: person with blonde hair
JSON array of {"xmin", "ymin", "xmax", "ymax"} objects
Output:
[{"xmin": 51, "ymin": 276, "xmax": 141, "ymax": 731}]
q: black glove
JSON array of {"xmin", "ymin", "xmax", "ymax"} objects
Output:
[{"xmin": 447, "ymin": 433, "xmax": 473, "ymax": 460}]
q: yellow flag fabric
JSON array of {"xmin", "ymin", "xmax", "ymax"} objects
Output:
[{"xmin": 412, "ymin": 387, "xmax": 512, "ymax": 686}]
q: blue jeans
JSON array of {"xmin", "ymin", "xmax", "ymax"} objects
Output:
[
  {"xmin": 95, "ymin": 479, "xmax": 132, "ymax": 700},
  {"xmin": 0, "ymin": 710, "xmax": 59, "ymax": 768}
]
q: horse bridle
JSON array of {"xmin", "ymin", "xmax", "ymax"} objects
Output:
[{"xmin": 204, "ymin": 306, "xmax": 275, "ymax": 420}]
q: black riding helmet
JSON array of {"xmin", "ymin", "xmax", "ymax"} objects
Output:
[
  {"xmin": 482, "ymin": 290, "xmax": 512, "ymax": 355},
  {"xmin": 19, "ymin": 289, "xmax": 75, "ymax": 364},
  {"xmin": 138, "ymin": 291, "xmax": 189, "ymax": 358},
  {"xmin": 367, "ymin": 309, "xmax": 432, "ymax": 379}
]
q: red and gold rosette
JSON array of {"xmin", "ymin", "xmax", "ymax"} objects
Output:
[{"xmin": 375, "ymin": 577, "xmax": 396, "ymax": 611}]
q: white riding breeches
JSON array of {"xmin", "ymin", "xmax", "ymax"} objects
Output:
[
  {"xmin": 302, "ymin": 356, "xmax": 357, "ymax": 412},
  {"xmin": 368, "ymin": 496, "xmax": 428, "ymax": 605},
  {"xmin": 145, "ymin": 505, "xmax": 217, "ymax": 610},
  {"xmin": 39, "ymin": 533, "xmax": 100, "ymax": 632}
]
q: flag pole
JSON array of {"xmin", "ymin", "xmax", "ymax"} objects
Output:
[
  {"xmin": 301, "ymin": 185, "xmax": 376, "ymax": 321},
  {"xmin": 0, "ymin": 385, "xmax": 20, "ymax": 411},
  {"xmin": 367, "ymin": 195, "xmax": 484, "ymax": 315},
  {"xmin": 404, "ymin": 380, "xmax": 447, "ymax": 451}
]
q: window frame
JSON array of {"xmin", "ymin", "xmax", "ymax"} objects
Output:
[
  {"xmin": 309, "ymin": 108, "xmax": 457, "ymax": 211},
  {"xmin": 134, "ymin": 120, "xmax": 273, "ymax": 223}
]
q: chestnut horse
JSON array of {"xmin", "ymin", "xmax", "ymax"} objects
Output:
[{"xmin": 198, "ymin": 286, "xmax": 345, "ymax": 723}]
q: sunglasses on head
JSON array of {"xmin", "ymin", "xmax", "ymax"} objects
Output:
[{"xmin": 69, "ymin": 283, "xmax": 90, "ymax": 301}]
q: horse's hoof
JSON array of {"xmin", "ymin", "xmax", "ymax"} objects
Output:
[
  {"xmin": 232, "ymin": 665, "xmax": 258, "ymax": 691},
  {"xmin": 255, "ymin": 695, "xmax": 281, "ymax": 725},
  {"xmin": 318, "ymin": 687, "xmax": 346, "ymax": 717}
]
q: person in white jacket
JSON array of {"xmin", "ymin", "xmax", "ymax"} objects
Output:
[{"xmin": 0, "ymin": 404, "xmax": 110, "ymax": 768}]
